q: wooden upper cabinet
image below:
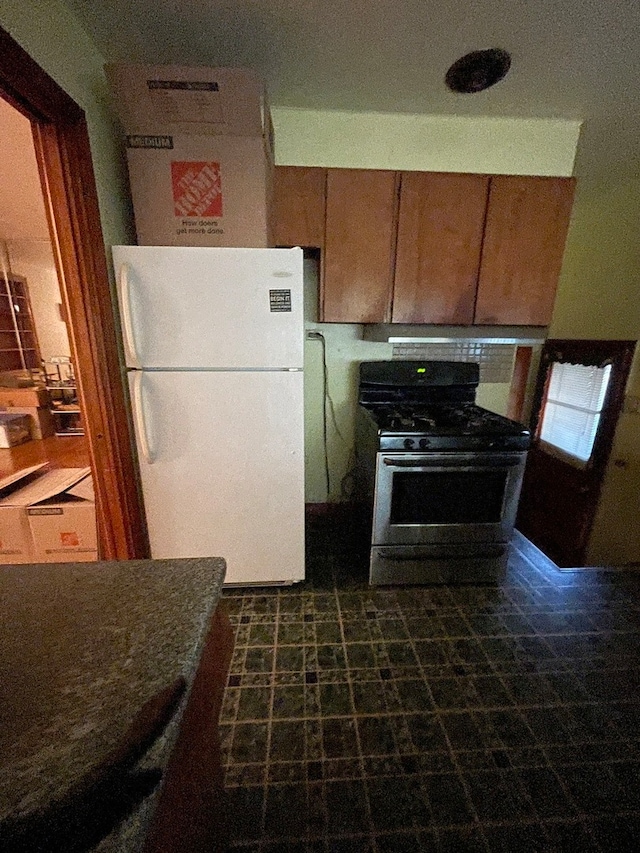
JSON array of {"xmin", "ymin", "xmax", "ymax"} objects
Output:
[
  {"xmin": 322, "ymin": 169, "xmax": 398, "ymax": 323},
  {"xmin": 393, "ymin": 172, "xmax": 490, "ymax": 324},
  {"xmin": 273, "ymin": 166, "xmax": 575, "ymax": 327},
  {"xmin": 475, "ymin": 176, "xmax": 576, "ymax": 326},
  {"xmin": 272, "ymin": 166, "xmax": 326, "ymax": 248}
]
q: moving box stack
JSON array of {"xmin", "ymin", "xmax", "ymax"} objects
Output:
[{"xmin": 106, "ymin": 63, "xmax": 274, "ymax": 248}]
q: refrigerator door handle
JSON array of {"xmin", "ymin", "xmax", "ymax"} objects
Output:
[
  {"xmin": 118, "ymin": 263, "xmax": 141, "ymax": 369},
  {"xmin": 131, "ymin": 371, "xmax": 155, "ymax": 464}
]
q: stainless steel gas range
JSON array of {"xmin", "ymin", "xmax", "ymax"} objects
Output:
[{"xmin": 354, "ymin": 360, "xmax": 531, "ymax": 586}]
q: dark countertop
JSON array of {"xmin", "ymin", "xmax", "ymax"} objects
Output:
[{"xmin": 0, "ymin": 557, "xmax": 226, "ymax": 849}]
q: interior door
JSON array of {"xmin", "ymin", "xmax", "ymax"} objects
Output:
[{"xmin": 516, "ymin": 339, "xmax": 635, "ymax": 566}]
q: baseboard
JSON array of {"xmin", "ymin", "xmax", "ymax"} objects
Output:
[
  {"xmin": 512, "ymin": 528, "xmax": 640, "ymax": 572},
  {"xmin": 512, "ymin": 529, "xmax": 561, "ymax": 572}
]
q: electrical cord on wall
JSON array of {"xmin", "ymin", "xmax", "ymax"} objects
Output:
[{"xmin": 307, "ymin": 330, "xmax": 346, "ymax": 500}]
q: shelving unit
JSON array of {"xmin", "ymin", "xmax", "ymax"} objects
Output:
[
  {"xmin": 44, "ymin": 358, "xmax": 84, "ymax": 436},
  {"xmin": 0, "ymin": 274, "xmax": 41, "ymax": 374}
]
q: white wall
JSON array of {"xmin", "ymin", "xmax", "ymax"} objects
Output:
[
  {"xmin": 0, "ymin": 94, "xmax": 72, "ymax": 371},
  {"xmin": 7, "ymin": 239, "xmax": 71, "ymax": 362},
  {"xmin": 551, "ymin": 173, "xmax": 640, "ymax": 565},
  {"xmin": 274, "ymin": 109, "xmax": 580, "ymax": 176}
]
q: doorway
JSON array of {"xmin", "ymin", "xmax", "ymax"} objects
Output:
[
  {"xmin": 0, "ymin": 95, "xmax": 90, "ymax": 463},
  {"xmin": 516, "ymin": 338, "xmax": 635, "ymax": 566},
  {"xmin": 0, "ymin": 25, "xmax": 147, "ymax": 560}
]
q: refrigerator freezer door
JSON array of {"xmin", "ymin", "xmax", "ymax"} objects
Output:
[
  {"xmin": 114, "ymin": 246, "xmax": 303, "ymax": 370},
  {"xmin": 129, "ymin": 369, "xmax": 305, "ymax": 585}
]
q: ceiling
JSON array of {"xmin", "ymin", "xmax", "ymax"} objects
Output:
[
  {"xmin": 0, "ymin": 98, "xmax": 50, "ymax": 245},
  {"xmin": 3, "ymin": 0, "xmax": 640, "ymax": 244},
  {"xmin": 66, "ymin": 0, "xmax": 639, "ymax": 127}
]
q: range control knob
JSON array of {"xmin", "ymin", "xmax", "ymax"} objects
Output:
[
  {"xmin": 403, "ymin": 438, "xmax": 415, "ymax": 449},
  {"xmin": 418, "ymin": 438, "xmax": 431, "ymax": 449}
]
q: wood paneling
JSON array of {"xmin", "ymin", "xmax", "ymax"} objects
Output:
[
  {"xmin": 0, "ymin": 24, "xmax": 148, "ymax": 560},
  {"xmin": 322, "ymin": 169, "xmax": 398, "ymax": 323},
  {"xmin": 393, "ymin": 172, "xmax": 489, "ymax": 324},
  {"xmin": 273, "ymin": 166, "xmax": 326, "ymax": 248},
  {"xmin": 475, "ymin": 176, "xmax": 576, "ymax": 326}
]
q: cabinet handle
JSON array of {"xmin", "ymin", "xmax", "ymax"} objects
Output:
[
  {"xmin": 131, "ymin": 371, "xmax": 155, "ymax": 464},
  {"xmin": 118, "ymin": 263, "xmax": 141, "ymax": 369}
]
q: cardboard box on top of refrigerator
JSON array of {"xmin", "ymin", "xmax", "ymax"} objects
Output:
[
  {"xmin": 12, "ymin": 467, "xmax": 98, "ymax": 563},
  {"xmin": 0, "ymin": 463, "xmax": 49, "ymax": 563},
  {"xmin": 105, "ymin": 64, "xmax": 274, "ymax": 248}
]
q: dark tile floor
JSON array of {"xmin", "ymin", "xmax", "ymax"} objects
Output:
[{"xmin": 220, "ymin": 516, "xmax": 640, "ymax": 852}]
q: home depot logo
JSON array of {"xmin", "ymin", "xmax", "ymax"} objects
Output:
[
  {"xmin": 171, "ymin": 161, "xmax": 222, "ymax": 217},
  {"xmin": 60, "ymin": 531, "xmax": 80, "ymax": 547}
]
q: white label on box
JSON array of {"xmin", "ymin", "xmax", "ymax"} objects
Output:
[
  {"xmin": 147, "ymin": 80, "xmax": 225, "ymax": 125},
  {"xmin": 45, "ymin": 548, "xmax": 96, "ymax": 555},
  {"xmin": 127, "ymin": 135, "xmax": 174, "ymax": 150}
]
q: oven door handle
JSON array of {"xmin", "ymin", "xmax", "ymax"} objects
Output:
[
  {"xmin": 375, "ymin": 544, "xmax": 507, "ymax": 561},
  {"xmin": 381, "ymin": 456, "xmax": 524, "ymax": 468}
]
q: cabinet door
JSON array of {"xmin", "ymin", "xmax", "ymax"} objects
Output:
[
  {"xmin": 393, "ymin": 172, "xmax": 489, "ymax": 324},
  {"xmin": 272, "ymin": 166, "xmax": 326, "ymax": 248},
  {"xmin": 475, "ymin": 176, "xmax": 576, "ymax": 326},
  {"xmin": 322, "ymin": 169, "xmax": 398, "ymax": 323}
]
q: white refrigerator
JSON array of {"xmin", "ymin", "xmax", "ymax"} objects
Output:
[{"xmin": 112, "ymin": 245, "xmax": 305, "ymax": 586}]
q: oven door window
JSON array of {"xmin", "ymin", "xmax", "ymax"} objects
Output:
[{"xmin": 390, "ymin": 470, "xmax": 508, "ymax": 525}]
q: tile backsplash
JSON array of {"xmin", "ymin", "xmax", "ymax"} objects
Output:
[{"xmin": 392, "ymin": 342, "xmax": 516, "ymax": 384}]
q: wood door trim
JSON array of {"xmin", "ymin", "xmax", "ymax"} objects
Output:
[
  {"xmin": 0, "ymin": 27, "xmax": 83, "ymax": 123},
  {"xmin": 0, "ymin": 25, "xmax": 148, "ymax": 559},
  {"xmin": 507, "ymin": 346, "xmax": 533, "ymax": 422}
]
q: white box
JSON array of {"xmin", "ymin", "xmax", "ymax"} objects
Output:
[
  {"xmin": 106, "ymin": 64, "xmax": 274, "ymax": 248},
  {"xmin": 0, "ymin": 412, "xmax": 32, "ymax": 448},
  {"xmin": 13, "ymin": 468, "xmax": 97, "ymax": 563},
  {"xmin": 0, "ymin": 464, "xmax": 49, "ymax": 563},
  {"xmin": 1, "ymin": 406, "xmax": 55, "ymax": 440}
]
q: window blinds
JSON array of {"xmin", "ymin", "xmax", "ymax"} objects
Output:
[{"xmin": 539, "ymin": 362, "xmax": 611, "ymax": 462}]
